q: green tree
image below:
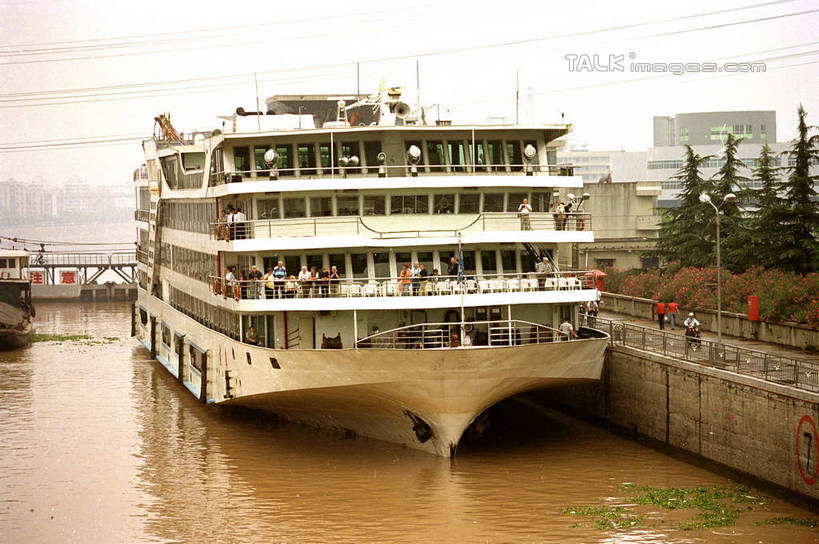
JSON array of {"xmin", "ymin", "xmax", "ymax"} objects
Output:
[
  {"xmin": 711, "ymin": 134, "xmax": 751, "ymax": 271},
  {"xmin": 747, "ymin": 144, "xmax": 785, "ymax": 268},
  {"xmin": 778, "ymin": 104, "xmax": 819, "ymax": 274},
  {"xmin": 657, "ymin": 146, "xmax": 714, "ymax": 267}
]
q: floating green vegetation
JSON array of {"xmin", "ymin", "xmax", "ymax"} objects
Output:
[
  {"xmin": 565, "ymin": 484, "xmax": 772, "ymax": 533},
  {"xmin": 759, "ymin": 517, "xmax": 819, "ymax": 528},
  {"xmin": 561, "ymin": 506, "xmax": 642, "ymax": 531},
  {"xmin": 32, "ymin": 333, "xmax": 93, "ymax": 343},
  {"xmin": 31, "ymin": 333, "xmax": 119, "ymax": 345}
]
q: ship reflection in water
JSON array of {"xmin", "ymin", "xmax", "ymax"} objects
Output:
[{"xmin": 0, "ymin": 303, "xmax": 816, "ymax": 543}]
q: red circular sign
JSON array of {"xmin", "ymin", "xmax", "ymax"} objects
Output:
[{"xmin": 796, "ymin": 415, "xmax": 819, "ymax": 485}]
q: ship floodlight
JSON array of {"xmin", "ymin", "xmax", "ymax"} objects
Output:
[
  {"xmin": 377, "ymin": 151, "xmax": 386, "ymax": 164},
  {"xmin": 699, "ymin": 193, "xmax": 711, "ymax": 203},
  {"xmin": 523, "ymin": 144, "xmax": 537, "ymax": 160},
  {"xmin": 407, "ymin": 145, "xmax": 421, "ymax": 164},
  {"xmin": 567, "ymin": 193, "xmax": 575, "ymax": 201},
  {"xmin": 377, "ymin": 151, "xmax": 387, "ymax": 178},
  {"xmin": 724, "ymin": 193, "xmax": 737, "ymax": 203},
  {"xmin": 582, "ymin": 192, "xmax": 590, "ymax": 200},
  {"xmin": 339, "ymin": 156, "xmax": 349, "ymax": 167},
  {"xmin": 263, "ymin": 148, "xmax": 279, "ymax": 166},
  {"xmin": 348, "ymin": 155, "xmax": 360, "ymax": 168}
]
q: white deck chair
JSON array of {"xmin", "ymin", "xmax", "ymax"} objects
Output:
[{"xmin": 348, "ymin": 284, "xmax": 362, "ymax": 297}]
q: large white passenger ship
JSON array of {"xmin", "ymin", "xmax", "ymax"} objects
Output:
[{"xmin": 132, "ymin": 87, "xmax": 608, "ymax": 456}]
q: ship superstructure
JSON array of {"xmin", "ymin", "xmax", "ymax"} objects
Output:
[{"xmin": 133, "ymin": 89, "xmax": 608, "ymax": 456}]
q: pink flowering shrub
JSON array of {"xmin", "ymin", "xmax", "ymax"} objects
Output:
[{"xmin": 605, "ymin": 265, "xmax": 819, "ymax": 329}]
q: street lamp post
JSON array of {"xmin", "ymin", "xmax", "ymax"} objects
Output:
[{"xmin": 698, "ymin": 192, "xmax": 737, "ymax": 344}]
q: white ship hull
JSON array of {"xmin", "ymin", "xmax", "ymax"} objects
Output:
[{"xmin": 136, "ymin": 293, "xmax": 607, "ymax": 456}]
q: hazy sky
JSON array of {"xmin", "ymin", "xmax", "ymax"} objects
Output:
[{"xmin": 1, "ymin": 0, "xmax": 817, "ymax": 186}]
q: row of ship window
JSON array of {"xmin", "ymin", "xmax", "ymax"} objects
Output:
[
  {"xmin": 168, "ymin": 286, "xmax": 241, "ymax": 341},
  {"xmin": 226, "ymin": 138, "xmax": 541, "ymax": 177},
  {"xmin": 154, "ymin": 191, "xmax": 558, "ymax": 234}
]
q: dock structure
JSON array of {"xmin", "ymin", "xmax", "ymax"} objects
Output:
[{"xmin": 23, "ymin": 249, "xmax": 138, "ymax": 301}]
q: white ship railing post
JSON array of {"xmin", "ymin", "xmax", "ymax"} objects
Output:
[{"xmin": 353, "ymin": 309, "xmax": 358, "ymax": 348}]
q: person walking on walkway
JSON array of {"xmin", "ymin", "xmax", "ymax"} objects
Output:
[
  {"xmin": 668, "ymin": 299, "xmax": 679, "ymax": 330},
  {"xmin": 656, "ymin": 299, "xmax": 666, "ymax": 330}
]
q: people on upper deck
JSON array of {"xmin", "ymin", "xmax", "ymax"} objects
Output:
[
  {"xmin": 554, "ymin": 200, "xmax": 566, "ymax": 230},
  {"xmin": 223, "ymin": 267, "xmax": 235, "ymax": 299},
  {"xmin": 273, "ymin": 260, "xmax": 286, "ymax": 298},
  {"xmin": 447, "ymin": 257, "xmax": 459, "ymax": 278},
  {"xmin": 411, "ymin": 262, "xmax": 422, "ymax": 295},
  {"xmin": 248, "ymin": 265, "xmax": 263, "ymax": 299},
  {"xmin": 399, "ymin": 263, "xmax": 411, "ymax": 295},
  {"xmin": 216, "ymin": 209, "xmax": 228, "ymax": 240},
  {"xmin": 285, "ymin": 275, "xmax": 298, "ymax": 298},
  {"xmin": 263, "ymin": 268, "xmax": 276, "ymax": 299},
  {"xmin": 517, "ymin": 198, "xmax": 532, "ymax": 230},
  {"xmin": 234, "ymin": 207, "xmax": 247, "ymax": 239},
  {"xmin": 329, "ymin": 265, "xmax": 341, "ymax": 295},
  {"xmin": 536, "ymin": 256, "xmax": 554, "ymax": 288},
  {"xmin": 430, "ymin": 269, "xmax": 440, "ymax": 283},
  {"xmin": 418, "ymin": 264, "xmax": 429, "ymax": 294},
  {"xmin": 226, "ymin": 208, "xmax": 235, "ymax": 240}
]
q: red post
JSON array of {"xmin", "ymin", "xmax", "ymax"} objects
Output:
[{"xmin": 748, "ymin": 295, "xmax": 760, "ymax": 322}]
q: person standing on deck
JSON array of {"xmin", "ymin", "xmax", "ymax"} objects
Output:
[
  {"xmin": 273, "ymin": 260, "xmax": 286, "ymax": 299},
  {"xmin": 447, "ymin": 257, "xmax": 459, "ymax": 279},
  {"xmin": 656, "ymin": 299, "xmax": 666, "ymax": 330},
  {"xmin": 668, "ymin": 299, "xmax": 679, "ymax": 330},
  {"xmin": 247, "ymin": 265, "xmax": 263, "ymax": 299},
  {"xmin": 411, "ymin": 262, "xmax": 422, "ymax": 295},
  {"xmin": 559, "ymin": 318, "xmax": 577, "ymax": 341},
  {"xmin": 517, "ymin": 198, "xmax": 532, "ymax": 230}
]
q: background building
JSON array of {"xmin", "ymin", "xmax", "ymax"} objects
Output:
[{"xmin": 653, "ymin": 110, "xmax": 776, "ymax": 146}]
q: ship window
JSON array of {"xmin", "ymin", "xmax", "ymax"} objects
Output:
[
  {"xmin": 190, "ymin": 346, "xmax": 202, "ymax": 372},
  {"xmin": 276, "ymin": 144, "xmax": 293, "ymax": 176},
  {"xmin": 363, "ymin": 195, "xmax": 385, "ymax": 216},
  {"xmin": 487, "ymin": 141, "xmax": 504, "ymax": 168},
  {"xmin": 297, "ymin": 143, "xmax": 316, "ymax": 175},
  {"xmin": 434, "ymin": 194, "xmax": 455, "ymax": 214},
  {"xmin": 458, "ymin": 193, "xmax": 479, "ymax": 214},
  {"xmin": 233, "ymin": 146, "xmax": 250, "ymax": 173},
  {"xmin": 483, "ymin": 193, "xmax": 504, "ymax": 212},
  {"xmin": 160, "ymin": 155, "xmax": 181, "ymax": 189},
  {"xmin": 390, "ymin": 195, "xmax": 428, "ymax": 214},
  {"xmin": 507, "ymin": 193, "xmax": 528, "ymax": 212},
  {"xmin": 417, "ymin": 251, "xmax": 433, "ymax": 272},
  {"xmin": 439, "ymin": 250, "xmax": 455, "ymax": 272},
  {"xmin": 309, "ymin": 197, "xmax": 332, "ymax": 217},
  {"xmin": 0, "ymin": 259, "xmax": 6, "ymax": 268},
  {"xmin": 258, "ymin": 198, "xmax": 280, "ymax": 220},
  {"xmin": 306, "ymin": 254, "xmax": 323, "ymax": 272},
  {"xmin": 329, "ymin": 254, "xmax": 345, "ymax": 276},
  {"xmin": 363, "ymin": 141, "xmax": 382, "ymax": 173},
  {"xmin": 182, "ymin": 152, "xmax": 205, "ymax": 171},
  {"xmin": 481, "ymin": 250, "xmax": 497, "ymax": 276},
  {"xmin": 161, "ymin": 324, "xmax": 171, "ymax": 347},
  {"xmin": 351, "ymin": 253, "xmax": 368, "ymax": 278},
  {"xmin": 500, "ymin": 250, "xmax": 516, "ymax": 273},
  {"xmin": 284, "ymin": 256, "xmax": 300, "ymax": 276},
  {"xmin": 468, "ymin": 141, "xmax": 486, "ymax": 171},
  {"xmin": 507, "ymin": 142, "xmax": 522, "ymax": 171},
  {"xmin": 374, "ymin": 252, "xmax": 391, "ymax": 279},
  {"xmin": 427, "ymin": 141, "xmax": 445, "ymax": 172},
  {"xmin": 531, "ymin": 192, "xmax": 551, "ymax": 212},
  {"xmin": 337, "ymin": 195, "xmax": 360, "ymax": 216},
  {"xmin": 254, "ymin": 146, "xmax": 269, "ymax": 176},
  {"xmin": 462, "ymin": 251, "xmax": 476, "ymax": 273},
  {"xmin": 448, "ymin": 141, "xmax": 466, "ymax": 172},
  {"xmin": 283, "ymin": 197, "xmax": 306, "ymax": 218},
  {"xmin": 319, "ymin": 143, "xmax": 332, "ymax": 168}
]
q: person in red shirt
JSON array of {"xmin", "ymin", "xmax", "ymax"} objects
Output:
[
  {"xmin": 668, "ymin": 299, "xmax": 679, "ymax": 330},
  {"xmin": 656, "ymin": 299, "xmax": 666, "ymax": 330}
]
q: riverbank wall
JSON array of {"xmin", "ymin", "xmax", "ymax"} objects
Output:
[{"xmin": 548, "ymin": 345, "xmax": 819, "ymax": 503}]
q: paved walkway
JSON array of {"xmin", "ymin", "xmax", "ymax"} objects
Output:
[{"xmin": 595, "ymin": 309, "xmax": 819, "ymax": 364}]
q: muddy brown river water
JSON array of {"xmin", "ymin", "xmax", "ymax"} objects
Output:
[{"xmin": 1, "ymin": 302, "xmax": 816, "ymax": 543}]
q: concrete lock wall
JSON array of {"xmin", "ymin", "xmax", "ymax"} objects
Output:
[
  {"xmin": 549, "ymin": 347, "xmax": 819, "ymax": 502},
  {"xmin": 601, "ymin": 292, "xmax": 819, "ymax": 351}
]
